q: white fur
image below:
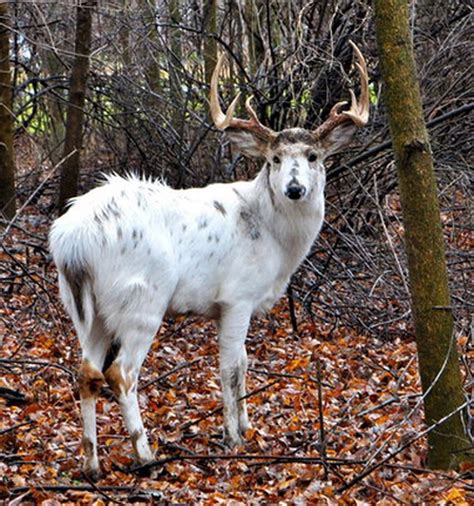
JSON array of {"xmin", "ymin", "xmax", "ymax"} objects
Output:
[{"xmin": 50, "ymin": 139, "xmax": 327, "ymax": 471}]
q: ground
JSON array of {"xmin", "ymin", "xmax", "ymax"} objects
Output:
[
  {"xmin": 0, "ymin": 138, "xmax": 472, "ymax": 504},
  {"xmin": 0, "ymin": 216, "xmax": 472, "ymax": 504}
]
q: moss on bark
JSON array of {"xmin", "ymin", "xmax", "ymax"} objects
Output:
[{"xmin": 374, "ymin": 0, "xmax": 471, "ymax": 469}]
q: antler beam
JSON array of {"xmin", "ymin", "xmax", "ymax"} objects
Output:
[
  {"xmin": 210, "ymin": 56, "xmax": 276, "ymax": 141},
  {"xmin": 314, "ymin": 41, "xmax": 370, "ymax": 140}
]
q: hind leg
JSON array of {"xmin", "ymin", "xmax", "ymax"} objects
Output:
[
  {"xmin": 78, "ymin": 359, "xmax": 105, "ymax": 479},
  {"xmin": 77, "ymin": 320, "xmax": 110, "ymax": 479},
  {"xmin": 104, "ymin": 324, "xmax": 162, "ymax": 465}
]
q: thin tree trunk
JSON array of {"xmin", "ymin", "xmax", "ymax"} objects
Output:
[
  {"xmin": 168, "ymin": 0, "xmax": 184, "ymax": 185},
  {"xmin": 244, "ymin": 0, "xmax": 264, "ymax": 75},
  {"xmin": 203, "ymin": 0, "xmax": 217, "ymax": 85},
  {"xmin": 57, "ymin": 0, "xmax": 96, "ymax": 213},
  {"xmin": 141, "ymin": 0, "xmax": 161, "ymax": 94},
  {"xmin": 0, "ymin": 3, "xmax": 16, "ymax": 220},
  {"xmin": 168, "ymin": 0, "xmax": 182, "ymax": 119},
  {"xmin": 118, "ymin": 0, "xmax": 131, "ymax": 166},
  {"xmin": 41, "ymin": 48, "xmax": 66, "ymax": 168},
  {"xmin": 374, "ymin": 0, "xmax": 471, "ymax": 470}
]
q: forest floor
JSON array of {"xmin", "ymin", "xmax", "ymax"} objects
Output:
[{"xmin": 1, "ymin": 143, "xmax": 473, "ymax": 504}]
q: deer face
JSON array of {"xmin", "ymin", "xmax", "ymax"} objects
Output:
[
  {"xmin": 266, "ymin": 132, "xmax": 324, "ymax": 203},
  {"xmin": 210, "ymin": 42, "xmax": 369, "ymax": 206}
]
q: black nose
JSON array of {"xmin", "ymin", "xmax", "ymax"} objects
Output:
[{"xmin": 285, "ymin": 184, "xmax": 306, "ymax": 200}]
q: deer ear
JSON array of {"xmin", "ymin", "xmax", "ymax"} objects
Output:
[
  {"xmin": 319, "ymin": 123, "xmax": 357, "ymax": 158},
  {"xmin": 225, "ymin": 129, "xmax": 269, "ymax": 159}
]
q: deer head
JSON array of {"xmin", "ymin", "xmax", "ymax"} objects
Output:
[{"xmin": 210, "ymin": 41, "xmax": 369, "ymax": 203}]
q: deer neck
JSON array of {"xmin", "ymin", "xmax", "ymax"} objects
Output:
[{"xmin": 247, "ymin": 165, "xmax": 325, "ymax": 266}]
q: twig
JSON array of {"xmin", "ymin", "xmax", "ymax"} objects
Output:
[
  {"xmin": 10, "ymin": 484, "xmax": 162, "ymax": 499},
  {"xmin": 315, "ymin": 353, "xmax": 328, "ymax": 480},
  {"xmin": 80, "ymin": 471, "xmax": 126, "ymax": 505},
  {"xmin": 0, "ymin": 358, "xmax": 75, "ymax": 377},
  {"xmin": 0, "ymin": 420, "xmax": 35, "ymax": 435},
  {"xmin": 327, "ymin": 102, "xmax": 474, "ymax": 181},
  {"xmin": 179, "ymin": 379, "xmax": 281, "ymax": 431},
  {"xmin": 131, "ymin": 452, "xmax": 364, "ymax": 473},
  {"xmin": 337, "ymin": 400, "xmax": 470, "ymax": 493},
  {"xmin": 287, "ymin": 284, "xmax": 299, "ymax": 334},
  {"xmin": 248, "ymin": 367, "xmax": 334, "ymax": 388},
  {"xmin": 139, "ymin": 358, "xmax": 202, "ymax": 391},
  {"xmin": 0, "ymin": 150, "xmax": 76, "ymax": 243}
]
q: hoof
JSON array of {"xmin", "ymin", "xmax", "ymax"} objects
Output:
[
  {"xmin": 83, "ymin": 466, "xmax": 102, "ymax": 482},
  {"xmin": 135, "ymin": 456, "xmax": 155, "ymax": 476},
  {"xmin": 239, "ymin": 420, "xmax": 251, "ymax": 437},
  {"xmin": 223, "ymin": 431, "xmax": 244, "ymax": 449},
  {"xmin": 135, "ymin": 463, "xmax": 153, "ymax": 477}
]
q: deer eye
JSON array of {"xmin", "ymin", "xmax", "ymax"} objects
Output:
[
  {"xmin": 308, "ymin": 152, "xmax": 318, "ymax": 163},
  {"xmin": 272, "ymin": 156, "xmax": 281, "ymax": 164}
]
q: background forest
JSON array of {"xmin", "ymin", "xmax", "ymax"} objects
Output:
[{"xmin": 0, "ymin": 0, "xmax": 472, "ymax": 503}]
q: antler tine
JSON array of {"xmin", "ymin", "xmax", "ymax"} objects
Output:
[
  {"xmin": 210, "ymin": 55, "xmax": 241, "ymax": 130},
  {"xmin": 314, "ymin": 41, "xmax": 370, "ymax": 139},
  {"xmin": 341, "ymin": 40, "xmax": 369, "ymax": 127},
  {"xmin": 209, "ymin": 55, "xmax": 276, "ymax": 141}
]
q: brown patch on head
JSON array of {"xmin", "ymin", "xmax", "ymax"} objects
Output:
[
  {"xmin": 78, "ymin": 359, "xmax": 105, "ymax": 399},
  {"xmin": 63, "ymin": 263, "xmax": 89, "ymax": 321},
  {"xmin": 271, "ymin": 128, "xmax": 315, "ymax": 148},
  {"xmin": 103, "ymin": 362, "xmax": 133, "ymax": 397}
]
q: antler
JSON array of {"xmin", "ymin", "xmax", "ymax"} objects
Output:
[
  {"xmin": 210, "ymin": 55, "xmax": 276, "ymax": 142},
  {"xmin": 314, "ymin": 41, "xmax": 369, "ymax": 140}
]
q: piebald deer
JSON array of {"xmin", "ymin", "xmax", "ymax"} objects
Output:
[{"xmin": 50, "ymin": 42, "xmax": 369, "ymax": 478}]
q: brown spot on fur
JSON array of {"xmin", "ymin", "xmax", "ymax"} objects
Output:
[
  {"xmin": 239, "ymin": 209, "xmax": 260, "ymax": 240},
  {"xmin": 230, "ymin": 367, "xmax": 240, "ymax": 394},
  {"xmin": 130, "ymin": 429, "xmax": 144, "ymax": 458},
  {"xmin": 213, "ymin": 200, "xmax": 227, "ymax": 216},
  {"xmin": 198, "ymin": 217, "xmax": 208, "ymax": 229},
  {"xmin": 102, "ymin": 341, "xmax": 121, "ymax": 373},
  {"xmin": 63, "ymin": 264, "xmax": 88, "ymax": 321},
  {"xmin": 82, "ymin": 436, "xmax": 94, "ymax": 459},
  {"xmin": 104, "ymin": 362, "xmax": 133, "ymax": 397},
  {"xmin": 78, "ymin": 359, "xmax": 105, "ymax": 399}
]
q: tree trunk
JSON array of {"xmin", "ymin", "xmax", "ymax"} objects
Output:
[
  {"xmin": 168, "ymin": 0, "xmax": 184, "ymax": 185},
  {"xmin": 244, "ymin": 0, "xmax": 264, "ymax": 75},
  {"xmin": 203, "ymin": 0, "xmax": 217, "ymax": 85},
  {"xmin": 141, "ymin": 0, "xmax": 161, "ymax": 95},
  {"xmin": 57, "ymin": 0, "xmax": 96, "ymax": 213},
  {"xmin": 374, "ymin": 0, "xmax": 471, "ymax": 470},
  {"xmin": 0, "ymin": 3, "xmax": 16, "ymax": 220},
  {"xmin": 41, "ymin": 48, "xmax": 67, "ymax": 168}
]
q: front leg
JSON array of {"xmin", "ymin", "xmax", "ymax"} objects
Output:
[{"xmin": 218, "ymin": 304, "xmax": 252, "ymax": 448}]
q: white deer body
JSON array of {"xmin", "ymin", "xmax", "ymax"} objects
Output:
[
  {"xmin": 50, "ymin": 43, "xmax": 369, "ymax": 479},
  {"xmin": 53, "ymin": 168, "xmax": 323, "ymax": 322}
]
